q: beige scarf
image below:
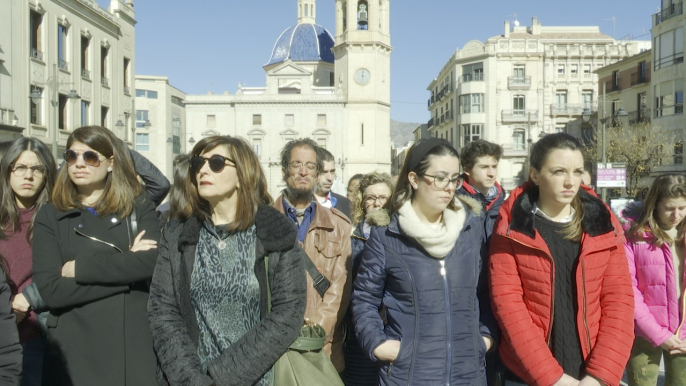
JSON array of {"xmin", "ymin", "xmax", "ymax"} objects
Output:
[{"xmin": 397, "ymin": 200, "xmax": 465, "ymax": 259}]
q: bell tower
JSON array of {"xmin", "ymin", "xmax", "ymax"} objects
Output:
[
  {"xmin": 298, "ymin": 0, "xmax": 316, "ymax": 24},
  {"xmin": 333, "ymin": 0, "xmax": 392, "ymax": 175}
]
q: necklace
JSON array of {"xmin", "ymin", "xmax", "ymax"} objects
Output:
[{"xmin": 217, "ymin": 240, "xmax": 227, "ymax": 250}]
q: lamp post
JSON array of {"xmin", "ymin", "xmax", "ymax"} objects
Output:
[
  {"xmin": 29, "ymin": 63, "xmax": 81, "ymax": 160},
  {"xmin": 581, "ymin": 83, "xmax": 628, "ymax": 202}
]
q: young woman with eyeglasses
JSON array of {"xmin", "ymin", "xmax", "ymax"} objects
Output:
[
  {"xmin": 0, "ymin": 138, "xmax": 56, "ymax": 386},
  {"xmin": 489, "ymin": 133, "xmax": 634, "ymax": 386},
  {"xmin": 352, "ymin": 138, "xmax": 497, "ymax": 386},
  {"xmin": 148, "ymin": 136, "xmax": 307, "ymax": 386},
  {"xmin": 32, "ymin": 126, "xmax": 161, "ymax": 386}
]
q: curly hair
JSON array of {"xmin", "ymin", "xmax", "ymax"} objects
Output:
[
  {"xmin": 279, "ymin": 138, "xmax": 321, "ymax": 176},
  {"xmin": 459, "ymin": 139, "xmax": 503, "ymax": 171},
  {"xmin": 351, "ymin": 172, "xmax": 394, "ymax": 225}
]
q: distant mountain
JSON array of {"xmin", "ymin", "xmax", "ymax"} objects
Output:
[{"xmin": 390, "ymin": 120, "xmax": 421, "ymax": 148}]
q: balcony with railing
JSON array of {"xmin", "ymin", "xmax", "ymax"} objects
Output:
[
  {"xmin": 124, "ymin": 86, "xmax": 131, "ymax": 95},
  {"xmin": 101, "ymin": 77, "xmax": 109, "ymax": 87},
  {"xmin": 58, "ymin": 59, "xmax": 69, "ymax": 71},
  {"xmin": 501, "ymin": 143, "xmax": 528, "ymax": 157},
  {"xmin": 461, "ymin": 73, "xmax": 484, "ymax": 83},
  {"xmin": 628, "ymin": 109, "xmax": 652, "ymax": 124},
  {"xmin": 427, "ymin": 117, "xmax": 434, "ymax": 128},
  {"xmin": 630, "ymin": 72, "xmax": 650, "ymax": 86},
  {"xmin": 501, "ymin": 109, "xmax": 539, "ymax": 122},
  {"xmin": 654, "ymin": 2, "xmax": 683, "ymax": 26},
  {"xmin": 605, "ymin": 80, "xmax": 621, "ymax": 92},
  {"xmin": 551, "ymin": 103, "xmax": 593, "ymax": 116},
  {"xmin": 81, "ymin": 69, "xmax": 91, "ymax": 80},
  {"xmin": 508, "ymin": 76, "xmax": 532, "ymax": 90},
  {"xmin": 0, "ymin": 108, "xmax": 15, "ymax": 126},
  {"xmin": 30, "ymin": 49, "xmax": 44, "ymax": 62},
  {"xmin": 428, "ymin": 82, "xmax": 453, "ymax": 107}
]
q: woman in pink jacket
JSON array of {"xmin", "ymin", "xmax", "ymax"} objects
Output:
[{"xmin": 624, "ymin": 174, "xmax": 686, "ymax": 386}]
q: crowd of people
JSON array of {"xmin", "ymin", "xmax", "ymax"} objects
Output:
[{"xmin": 0, "ymin": 126, "xmax": 684, "ymax": 386}]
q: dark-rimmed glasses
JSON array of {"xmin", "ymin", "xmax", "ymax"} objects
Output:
[
  {"xmin": 421, "ymin": 174, "xmax": 463, "ymax": 190},
  {"xmin": 10, "ymin": 163, "xmax": 46, "ymax": 178},
  {"xmin": 190, "ymin": 155, "xmax": 235, "ymax": 174},
  {"xmin": 63, "ymin": 149, "xmax": 105, "ymax": 167},
  {"xmin": 364, "ymin": 195, "xmax": 390, "ymax": 205}
]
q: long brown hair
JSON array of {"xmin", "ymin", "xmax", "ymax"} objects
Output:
[
  {"xmin": 186, "ymin": 136, "xmax": 272, "ymax": 231},
  {"xmin": 351, "ymin": 172, "xmax": 394, "ymax": 225},
  {"xmin": 0, "ymin": 137, "xmax": 57, "ymax": 242},
  {"xmin": 52, "ymin": 126, "xmax": 143, "ymax": 217},
  {"xmin": 626, "ymin": 174, "xmax": 686, "ymax": 246},
  {"xmin": 530, "ymin": 133, "xmax": 586, "ymax": 242},
  {"xmin": 166, "ymin": 154, "xmax": 194, "ymax": 221},
  {"xmin": 390, "ymin": 139, "xmax": 460, "ymax": 214}
]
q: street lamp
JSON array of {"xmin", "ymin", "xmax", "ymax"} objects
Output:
[
  {"xmin": 581, "ymin": 83, "xmax": 628, "ymax": 202},
  {"xmin": 29, "ymin": 63, "xmax": 81, "ymax": 160}
]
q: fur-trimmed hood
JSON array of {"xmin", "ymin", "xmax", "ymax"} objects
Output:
[
  {"xmin": 495, "ymin": 181, "xmax": 617, "ymax": 241},
  {"xmin": 175, "ymin": 204, "xmax": 297, "ymax": 253}
]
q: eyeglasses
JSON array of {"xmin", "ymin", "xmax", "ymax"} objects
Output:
[
  {"xmin": 10, "ymin": 163, "xmax": 45, "ymax": 178},
  {"xmin": 364, "ymin": 195, "xmax": 389, "ymax": 205},
  {"xmin": 190, "ymin": 155, "xmax": 235, "ymax": 174},
  {"xmin": 63, "ymin": 149, "xmax": 105, "ymax": 167},
  {"xmin": 421, "ymin": 174, "xmax": 463, "ymax": 190},
  {"xmin": 288, "ymin": 161, "xmax": 318, "ymax": 175}
]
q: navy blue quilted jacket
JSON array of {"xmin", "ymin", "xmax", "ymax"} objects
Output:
[{"xmin": 352, "ymin": 198, "xmax": 497, "ymax": 386}]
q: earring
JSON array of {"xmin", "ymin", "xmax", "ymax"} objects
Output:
[{"xmin": 107, "ymin": 167, "xmax": 112, "ymax": 172}]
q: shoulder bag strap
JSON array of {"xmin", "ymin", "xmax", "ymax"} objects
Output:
[{"xmin": 302, "ymin": 254, "xmax": 330, "ymax": 298}]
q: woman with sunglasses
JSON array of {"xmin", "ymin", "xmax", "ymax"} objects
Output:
[
  {"xmin": 489, "ymin": 133, "xmax": 634, "ymax": 386},
  {"xmin": 0, "ymin": 138, "xmax": 56, "ymax": 386},
  {"xmin": 32, "ymin": 126, "xmax": 161, "ymax": 386},
  {"xmin": 148, "ymin": 136, "xmax": 306, "ymax": 386},
  {"xmin": 352, "ymin": 139, "xmax": 497, "ymax": 386},
  {"xmin": 343, "ymin": 171, "xmax": 393, "ymax": 386}
]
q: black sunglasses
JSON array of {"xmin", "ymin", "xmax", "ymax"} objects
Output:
[
  {"xmin": 190, "ymin": 155, "xmax": 235, "ymax": 174},
  {"xmin": 63, "ymin": 149, "xmax": 104, "ymax": 167}
]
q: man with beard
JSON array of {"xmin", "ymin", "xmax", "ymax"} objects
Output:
[
  {"xmin": 314, "ymin": 148, "xmax": 352, "ymax": 219},
  {"xmin": 274, "ymin": 138, "xmax": 352, "ymax": 373}
]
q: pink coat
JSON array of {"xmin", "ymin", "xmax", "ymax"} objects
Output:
[{"xmin": 624, "ymin": 223, "xmax": 686, "ymax": 347}]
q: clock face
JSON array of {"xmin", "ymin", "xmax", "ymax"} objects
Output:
[{"xmin": 355, "ymin": 68, "xmax": 371, "ymax": 85}]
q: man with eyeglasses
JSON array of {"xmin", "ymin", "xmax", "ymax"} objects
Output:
[
  {"xmin": 458, "ymin": 139, "xmax": 506, "ymax": 386},
  {"xmin": 273, "ymin": 138, "xmax": 352, "ymax": 374},
  {"xmin": 314, "ymin": 148, "xmax": 352, "ymax": 219}
]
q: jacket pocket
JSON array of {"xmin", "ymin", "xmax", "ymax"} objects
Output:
[{"xmin": 318, "ymin": 239, "xmax": 342, "ymax": 259}]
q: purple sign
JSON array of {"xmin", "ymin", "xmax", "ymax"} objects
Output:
[{"xmin": 597, "ymin": 164, "xmax": 626, "ymax": 188}]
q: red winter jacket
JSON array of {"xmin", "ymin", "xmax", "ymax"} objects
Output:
[{"xmin": 489, "ymin": 183, "xmax": 634, "ymax": 386}]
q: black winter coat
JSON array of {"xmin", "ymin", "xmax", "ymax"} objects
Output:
[
  {"xmin": 32, "ymin": 198, "xmax": 160, "ymax": 386},
  {"xmin": 352, "ymin": 198, "xmax": 497, "ymax": 386},
  {"xmin": 147, "ymin": 204, "xmax": 307, "ymax": 386},
  {"xmin": 0, "ymin": 269, "xmax": 21, "ymax": 386}
]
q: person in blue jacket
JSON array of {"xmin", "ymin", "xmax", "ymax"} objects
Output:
[{"xmin": 352, "ymin": 138, "xmax": 498, "ymax": 386}]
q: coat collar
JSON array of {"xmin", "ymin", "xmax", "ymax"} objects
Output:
[
  {"xmin": 274, "ymin": 193, "xmax": 335, "ymax": 232},
  {"xmin": 507, "ymin": 183, "xmax": 615, "ymax": 239},
  {"xmin": 386, "ymin": 196, "xmax": 482, "ymax": 236}
]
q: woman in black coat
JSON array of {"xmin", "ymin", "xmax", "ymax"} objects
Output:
[
  {"xmin": 32, "ymin": 126, "xmax": 161, "ymax": 386},
  {"xmin": 0, "ymin": 254, "xmax": 21, "ymax": 386},
  {"xmin": 148, "ymin": 136, "xmax": 307, "ymax": 386}
]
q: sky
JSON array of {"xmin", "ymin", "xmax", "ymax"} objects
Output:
[{"xmin": 102, "ymin": 0, "xmax": 657, "ymax": 123}]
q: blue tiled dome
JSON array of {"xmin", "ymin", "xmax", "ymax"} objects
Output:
[{"xmin": 266, "ymin": 23, "xmax": 335, "ymax": 66}]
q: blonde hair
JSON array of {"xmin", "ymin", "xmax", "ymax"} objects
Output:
[
  {"xmin": 626, "ymin": 174, "xmax": 686, "ymax": 246},
  {"xmin": 351, "ymin": 172, "xmax": 394, "ymax": 225}
]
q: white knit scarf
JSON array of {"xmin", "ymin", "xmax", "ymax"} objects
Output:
[{"xmin": 397, "ymin": 200, "xmax": 465, "ymax": 259}]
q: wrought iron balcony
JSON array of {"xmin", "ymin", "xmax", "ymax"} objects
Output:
[
  {"xmin": 428, "ymin": 118, "xmax": 434, "ymax": 128},
  {"xmin": 501, "ymin": 109, "xmax": 539, "ymax": 122},
  {"xmin": 461, "ymin": 73, "xmax": 484, "ymax": 83},
  {"xmin": 508, "ymin": 76, "xmax": 532, "ymax": 90},
  {"xmin": 30, "ymin": 49, "xmax": 44, "ymax": 61},
  {"xmin": 630, "ymin": 72, "xmax": 650, "ymax": 86},
  {"xmin": 101, "ymin": 77, "xmax": 109, "ymax": 87},
  {"xmin": 550, "ymin": 104, "xmax": 590, "ymax": 116},
  {"xmin": 124, "ymin": 86, "xmax": 131, "ymax": 95},
  {"xmin": 81, "ymin": 69, "xmax": 90, "ymax": 79},
  {"xmin": 654, "ymin": 2, "xmax": 683, "ymax": 26},
  {"xmin": 58, "ymin": 59, "xmax": 69, "ymax": 71}
]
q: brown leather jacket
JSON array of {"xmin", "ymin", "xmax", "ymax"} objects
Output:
[{"xmin": 274, "ymin": 195, "xmax": 352, "ymax": 372}]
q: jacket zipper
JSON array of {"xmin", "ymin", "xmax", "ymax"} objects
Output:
[
  {"xmin": 678, "ymin": 268, "xmax": 686, "ymax": 337},
  {"xmin": 503, "ymin": 235, "xmax": 556, "ymax": 344},
  {"xmin": 74, "ymin": 229, "xmax": 124, "ymax": 252},
  {"xmin": 440, "ymin": 260, "xmax": 452, "ymax": 386},
  {"xmin": 385, "ymin": 247, "xmax": 418, "ymax": 385},
  {"xmin": 580, "ymin": 260, "xmax": 592, "ymax": 354}
]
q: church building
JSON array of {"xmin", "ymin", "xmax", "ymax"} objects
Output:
[{"xmin": 183, "ymin": 0, "xmax": 392, "ymax": 197}]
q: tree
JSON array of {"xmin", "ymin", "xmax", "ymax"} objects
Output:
[{"xmin": 583, "ymin": 121, "xmax": 675, "ymax": 197}]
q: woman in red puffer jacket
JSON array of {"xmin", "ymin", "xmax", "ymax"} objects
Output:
[{"xmin": 489, "ymin": 133, "xmax": 634, "ymax": 386}]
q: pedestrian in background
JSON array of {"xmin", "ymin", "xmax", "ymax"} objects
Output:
[
  {"xmin": 33, "ymin": 126, "xmax": 161, "ymax": 386},
  {"xmin": 489, "ymin": 133, "xmax": 634, "ymax": 386},
  {"xmin": 623, "ymin": 174, "xmax": 686, "ymax": 386},
  {"xmin": 343, "ymin": 171, "xmax": 393, "ymax": 386},
  {"xmin": 148, "ymin": 136, "xmax": 306, "ymax": 386},
  {"xmin": 0, "ymin": 138, "xmax": 57, "ymax": 386},
  {"xmin": 353, "ymin": 138, "xmax": 496, "ymax": 385},
  {"xmin": 347, "ymin": 174, "xmax": 364, "ymax": 203},
  {"xmin": 314, "ymin": 147, "xmax": 352, "ymax": 218}
]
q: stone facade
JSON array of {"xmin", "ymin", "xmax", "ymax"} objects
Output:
[
  {"xmin": 0, "ymin": 0, "xmax": 136, "ymax": 154},
  {"xmin": 427, "ymin": 17, "xmax": 650, "ymax": 192}
]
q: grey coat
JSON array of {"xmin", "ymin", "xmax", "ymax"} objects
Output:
[{"xmin": 147, "ymin": 204, "xmax": 307, "ymax": 386}]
